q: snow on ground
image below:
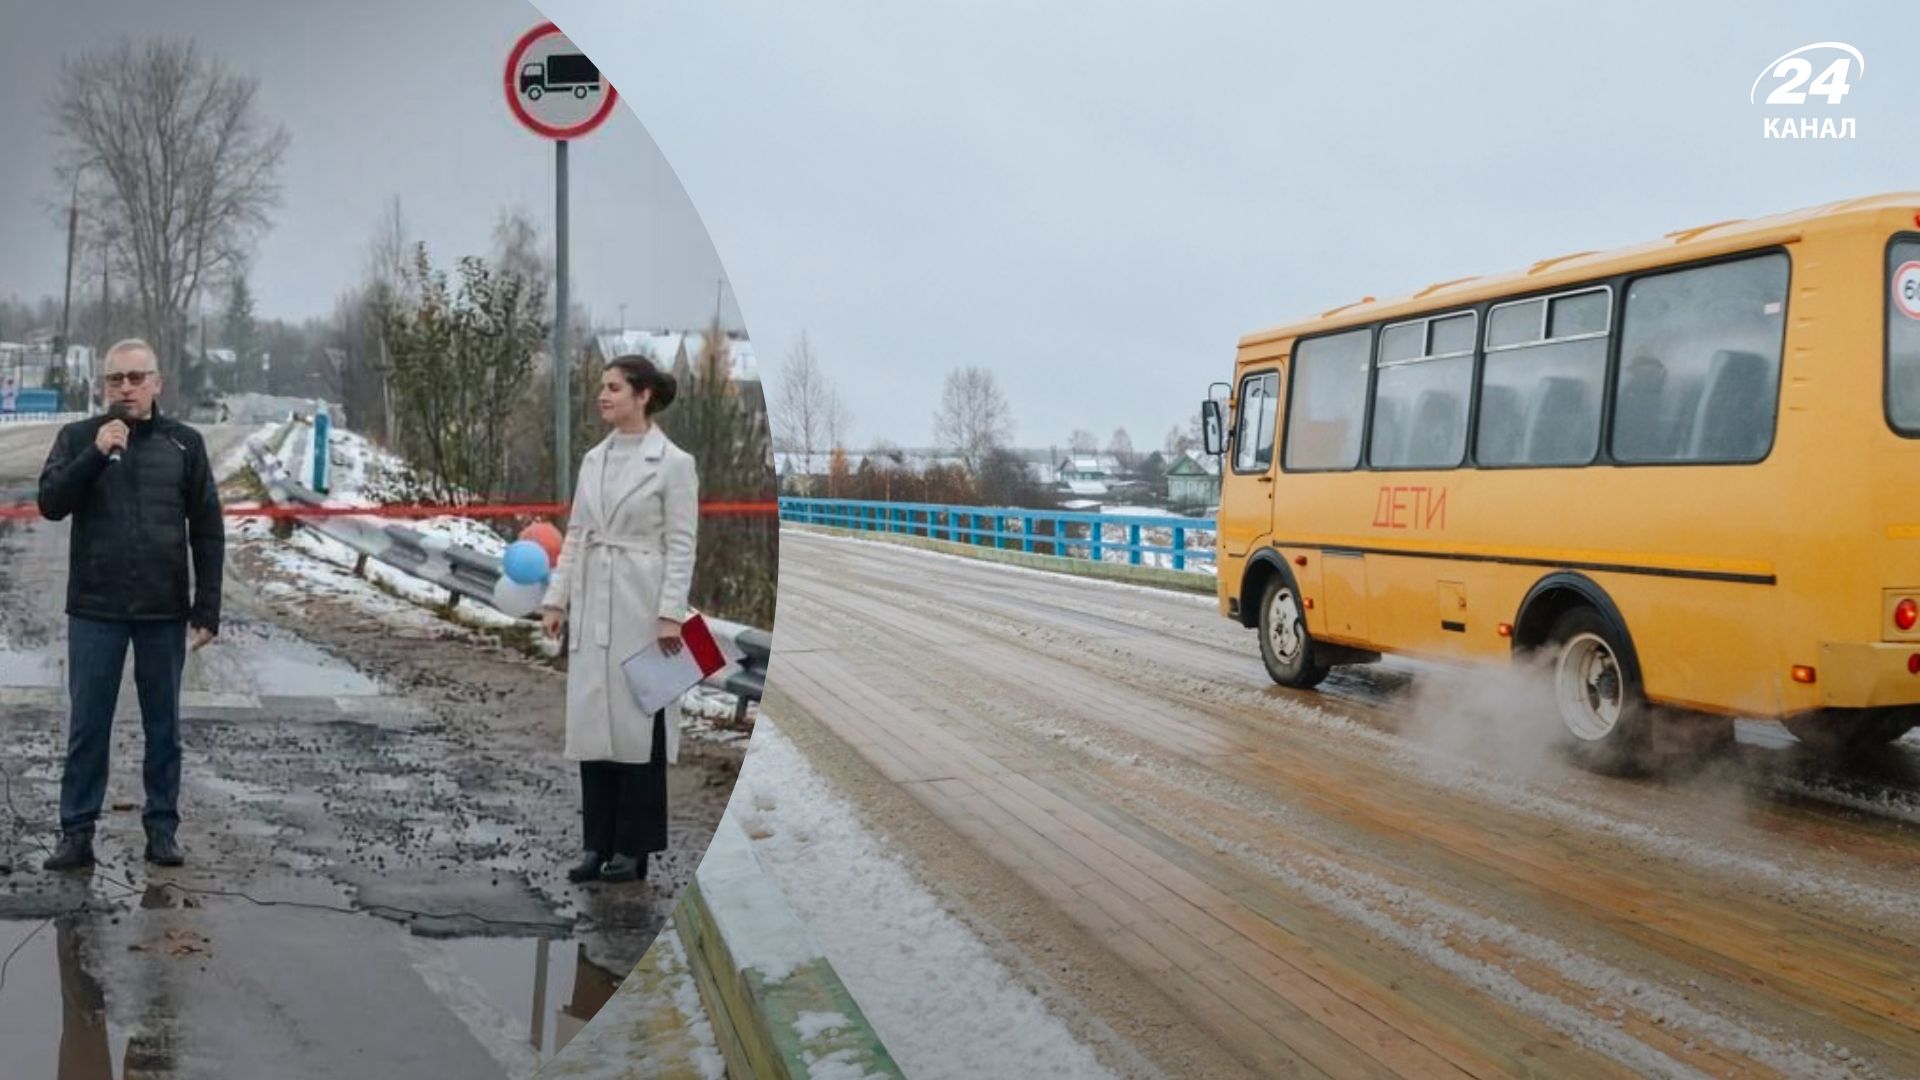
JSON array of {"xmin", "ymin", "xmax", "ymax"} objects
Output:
[
  {"xmin": 733, "ymin": 719, "xmax": 1119, "ymax": 1080},
  {"xmin": 241, "ymin": 423, "xmax": 753, "ymax": 744},
  {"xmin": 229, "ymin": 514, "xmax": 518, "ymax": 643},
  {"xmin": 1093, "ymin": 504, "xmax": 1204, "ymax": 519},
  {"xmin": 276, "ymin": 418, "xmax": 514, "ymax": 560},
  {"xmin": 215, "ymin": 422, "xmax": 282, "ymax": 483},
  {"xmin": 660, "ymin": 931, "xmax": 731, "ymax": 1080},
  {"xmin": 681, "ymin": 685, "xmax": 753, "ymax": 745}
]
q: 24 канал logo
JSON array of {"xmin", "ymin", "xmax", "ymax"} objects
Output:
[{"xmin": 1752, "ymin": 42, "xmax": 1863, "ymax": 140}]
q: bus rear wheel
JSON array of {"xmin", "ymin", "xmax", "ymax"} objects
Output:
[
  {"xmin": 1545, "ymin": 607, "xmax": 1652, "ymax": 773},
  {"xmin": 1782, "ymin": 709, "xmax": 1917, "ymax": 755},
  {"xmin": 1258, "ymin": 574, "xmax": 1329, "ymax": 689}
]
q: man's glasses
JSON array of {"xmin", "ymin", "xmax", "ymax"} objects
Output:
[{"xmin": 103, "ymin": 371, "xmax": 155, "ymax": 387}]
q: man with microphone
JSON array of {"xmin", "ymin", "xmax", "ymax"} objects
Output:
[{"xmin": 35, "ymin": 339, "xmax": 224, "ymax": 871}]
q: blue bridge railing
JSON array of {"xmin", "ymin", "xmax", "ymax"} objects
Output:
[{"xmin": 779, "ymin": 497, "xmax": 1216, "ymax": 572}]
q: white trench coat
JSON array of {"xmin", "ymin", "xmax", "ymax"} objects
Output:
[{"xmin": 542, "ymin": 425, "xmax": 699, "ymax": 764}]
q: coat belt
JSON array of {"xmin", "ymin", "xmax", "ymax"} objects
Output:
[
  {"xmin": 580, "ymin": 530, "xmax": 659, "ymax": 556},
  {"xmin": 576, "ymin": 530, "xmax": 659, "ymax": 647}
]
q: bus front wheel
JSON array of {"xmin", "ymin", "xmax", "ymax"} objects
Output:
[
  {"xmin": 1783, "ymin": 709, "xmax": 1917, "ymax": 755},
  {"xmin": 1545, "ymin": 607, "xmax": 1652, "ymax": 773},
  {"xmin": 1258, "ymin": 574, "xmax": 1330, "ymax": 690}
]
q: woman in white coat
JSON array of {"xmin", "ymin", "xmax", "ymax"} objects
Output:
[{"xmin": 540, "ymin": 354, "xmax": 699, "ymax": 884}]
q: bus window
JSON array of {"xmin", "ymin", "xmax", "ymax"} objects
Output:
[
  {"xmin": 1612, "ymin": 254, "xmax": 1788, "ymax": 463},
  {"xmin": 1478, "ymin": 288, "xmax": 1610, "ymax": 467},
  {"xmin": 1284, "ymin": 328, "xmax": 1370, "ymax": 471},
  {"xmin": 1232, "ymin": 371, "xmax": 1280, "ymax": 473},
  {"xmin": 1888, "ymin": 239, "xmax": 1920, "ymax": 434},
  {"xmin": 1370, "ymin": 311, "xmax": 1473, "ymax": 469},
  {"xmin": 1487, "ymin": 298, "xmax": 1544, "ymax": 348}
]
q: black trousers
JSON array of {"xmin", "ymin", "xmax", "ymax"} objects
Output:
[{"xmin": 579, "ymin": 709, "xmax": 669, "ymax": 858}]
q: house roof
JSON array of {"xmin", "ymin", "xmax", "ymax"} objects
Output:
[
  {"xmin": 1166, "ymin": 452, "xmax": 1221, "ymax": 477},
  {"xmin": 1059, "ymin": 453, "xmax": 1121, "ymax": 473},
  {"xmin": 595, "ymin": 330, "xmax": 760, "ymax": 382}
]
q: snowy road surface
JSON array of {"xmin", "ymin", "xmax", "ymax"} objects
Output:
[{"xmin": 767, "ymin": 527, "xmax": 1920, "ymax": 1079}]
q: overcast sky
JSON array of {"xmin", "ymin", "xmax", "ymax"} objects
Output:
[
  {"xmin": 0, "ymin": 0, "xmax": 740, "ymax": 337},
  {"xmin": 9, "ymin": 3, "xmax": 1915, "ymax": 452},
  {"xmin": 532, "ymin": 0, "xmax": 1918, "ymax": 452}
]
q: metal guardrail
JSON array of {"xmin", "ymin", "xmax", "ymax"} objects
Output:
[
  {"xmin": 246, "ymin": 423, "xmax": 769, "ymax": 710},
  {"xmin": 779, "ymin": 496, "xmax": 1217, "ymax": 571}
]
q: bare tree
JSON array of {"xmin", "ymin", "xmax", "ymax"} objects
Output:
[
  {"xmin": 360, "ymin": 197, "xmax": 414, "ymax": 442},
  {"xmin": 52, "ymin": 39, "xmax": 289, "ymax": 409},
  {"xmin": 1069, "ymin": 429, "xmax": 1098, "ymax": 455},
  {"xmin": 773, "ymin": 332, "xmax": 848, "ymax": 471},
  {"xmin": 368, "ymin": 198, "xmax": 412, "ymax": 300},
  {"xmin": 1108, "ymin": 427, "xmax": 1135, "ymax": 470},
  {"xmin": 490, "ymin": 205, "xmax": 552, "ymax": 304},
  {"xmin": 934, "ymin": 366, "xmax": 1014, "ymax": 476},
  {"xmin": 826, "ymin": 395, "xmax": 852, "ymax": 456}
]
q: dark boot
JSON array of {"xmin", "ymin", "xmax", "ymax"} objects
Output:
[
  {"xmin": 144, "ymin": 828, "xmax": 184, "ymax": 867},
  {"xmin": 565, "ymin": 850, "xmax": 605, "ymax": 884},
  {"xmin": 599, "ymin": 854, "xmax": 641, "ymax": 883},
  {"xmin": 43, "ymin": 829, "xmax": 96, "ymax": 872}
]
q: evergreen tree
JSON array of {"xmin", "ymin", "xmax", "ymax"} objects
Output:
[{"xmin": 223, "ymin": 274, "xmax": 260, "ymax": 392}]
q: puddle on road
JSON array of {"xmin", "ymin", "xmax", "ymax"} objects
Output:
[
  {"xmin": 433, "ymin": 936, "xmax": 622, "ymax": 1060},
  {"xmin": 0, "ymin": 913, "xmax": 623, "ymax": 1077},
  {"xmin": 0, "ymin": 919, "xmax": 138, "ymax": 1080},
  {"xmin": 0, "ymin": 626, "xmax": 380, "ymax": 701},
  {"xmin": 183, "ymin": 618, "xmax": 381, "ymax": 697},
  {"xmin": 0, "ymin": 645, "xmax": 62, "ymax": 688}
]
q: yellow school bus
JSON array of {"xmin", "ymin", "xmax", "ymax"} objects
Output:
[{"xmin": 1203, "ymin": 193, "xmax": 1920, "ymax": 766}]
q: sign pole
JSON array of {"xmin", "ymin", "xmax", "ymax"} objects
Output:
[
  {"xmin": 553, "ymin": 138, "xmax": 571, "ymax": 503},
  {"xmin": 504, "ymin": 20, "xmax": 614, "ymax": 504}
]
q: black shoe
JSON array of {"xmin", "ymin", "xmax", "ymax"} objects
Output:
[
  {"xmin": 43, "ymin": 830, "xmax": 96, "ymax": 872},
  {"xmin": 566, "ymin": 850, "xmax": 605, "ymax": 884},
  {"xmin": 599, "ymin": 854, "xmax": 640, "ymax": 883},
  {"xmin": 144, "ymin": 830, "xmax": 184, "ymax": 867}
]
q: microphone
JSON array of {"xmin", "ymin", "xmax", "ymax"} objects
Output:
[{"xmin": 106, "ymin": 402, "xmax": 132, "ymax": 464}]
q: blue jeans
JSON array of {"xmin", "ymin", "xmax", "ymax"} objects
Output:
[{"xmin": 59, "ymin": 617, "xmax": 187, "ymax": 834}]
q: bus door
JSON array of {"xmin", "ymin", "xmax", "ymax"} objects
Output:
[{"xmin": 1219, "ymin": 368, "xmax": 1282, "ymax": 564}]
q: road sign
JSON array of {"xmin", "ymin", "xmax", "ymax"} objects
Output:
[{"xmin": 502, "ymin": 23, "xmax": 619, "ymax": 140}]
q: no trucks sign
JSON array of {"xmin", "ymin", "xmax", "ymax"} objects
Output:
[{"xmin": 504, "ymin": 23, "xmax": 619, "ymax": 140}]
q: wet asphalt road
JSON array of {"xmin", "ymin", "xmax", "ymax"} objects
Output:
[
  {"xmin": 0, "ymin": 422, "xmax": 743, "ymax": 1079},
  {"xmin": 771, "ymin": 528, "xmax": 1920, "ymax": 1079}
]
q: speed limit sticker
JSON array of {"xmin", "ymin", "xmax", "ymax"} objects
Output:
[{"xmin": 1896, "ymin": 261, "xmax": 1920, "ymax": 320}]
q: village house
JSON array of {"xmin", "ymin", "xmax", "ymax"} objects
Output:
[{"xmin": 1165, "ymin": 451, "xmax": 1221, "ymax": 510}]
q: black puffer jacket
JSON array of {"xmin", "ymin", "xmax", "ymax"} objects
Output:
[{"xmin": 37, "ymin": 409, "xmax": 224, "ymax": 632}]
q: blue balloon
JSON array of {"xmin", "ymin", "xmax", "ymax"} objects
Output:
[{"xmin": 503, "ymin": 540, "xmax": 552, "ymax": 585}]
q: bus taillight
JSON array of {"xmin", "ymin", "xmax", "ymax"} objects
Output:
[{"xmin": 1897, "ymin": 599, "xmax": 1919, "ymax": 631}]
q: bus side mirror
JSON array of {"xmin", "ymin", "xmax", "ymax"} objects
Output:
[{"xmin": 1201, "ymin": 399, "xmax": 1225, "ymax": 456}]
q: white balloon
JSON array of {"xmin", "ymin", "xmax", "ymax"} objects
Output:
[{"xmin": 492, "ymin": 576, "xmax": 546, "ymax": 618}]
